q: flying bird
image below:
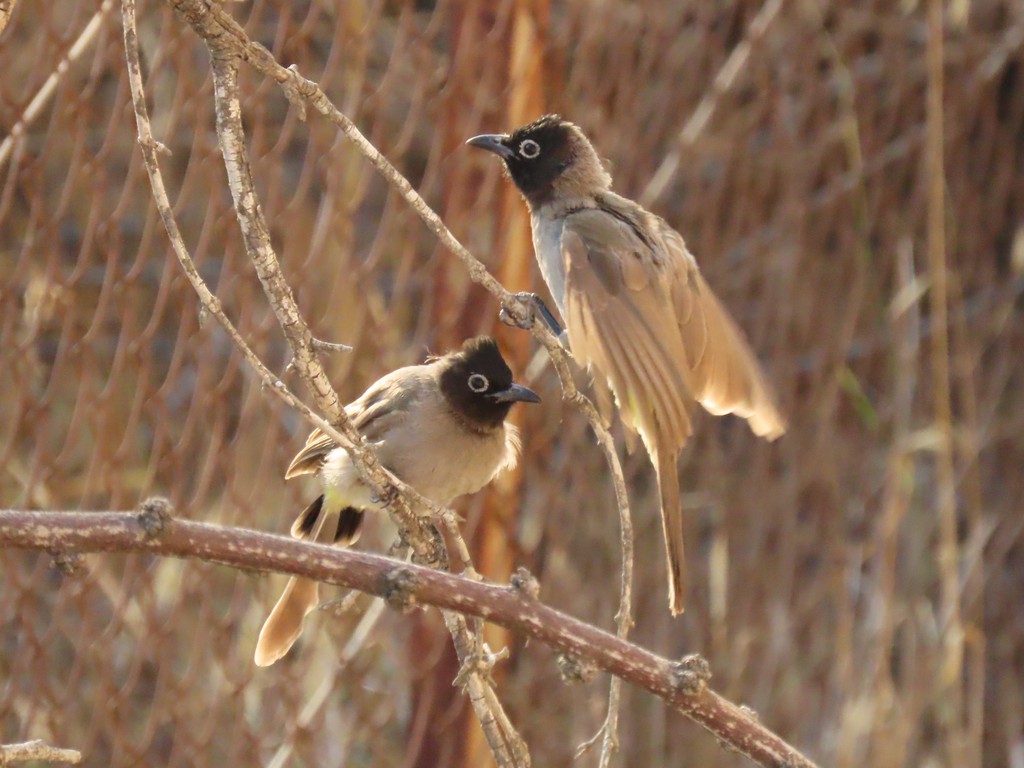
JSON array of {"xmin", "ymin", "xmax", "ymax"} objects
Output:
[
  {"xmin": 255, "ymin": 336, "xmax": 540, "ymax": 666},
  {"xmin": 468, "ymin": 115, "xmax": 785, "ymax": 614}
]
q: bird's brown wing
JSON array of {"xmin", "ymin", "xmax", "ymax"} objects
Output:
[
  {"xmin": 656, "ymin": 220, "xmax": 786, "ymax": 439},
  {"xmin": 561, "ymin": 204, "xmax": 785, "ymax": 446},
  {"xmin": 561, "ymin": 209, "xmax": 694, "ymax": 455},
  {"xmin": 283, "ymin": 367, "xmax": 425, "ymax": 480},
  {"xmin": 284, "ymin": 428, "xmax": 335, "ymax": 479}
]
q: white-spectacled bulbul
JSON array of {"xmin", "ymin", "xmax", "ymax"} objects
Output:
[
  {"xmin": 254, "ymin": 336, "xmax": 540, "ymax": 666},
  {"xmin": 468, "ymin": 115, "xmax": 785, "ymax": 615}
]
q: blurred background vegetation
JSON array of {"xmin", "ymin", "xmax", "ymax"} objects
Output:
[{"xmin": 1, "ymin": 0, "xmax": 1022, "ymax": 765}]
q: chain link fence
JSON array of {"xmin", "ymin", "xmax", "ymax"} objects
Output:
[{"xmin": 2, "ymin": 0, "xmax": 1022, "ymax": 765}]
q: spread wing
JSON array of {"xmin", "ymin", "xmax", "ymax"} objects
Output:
[
  {"xmin": 657, "ymin": 220, "xmax": 786, "ymax": 439},
  {"xmin": 283, "ymin": 366, "xmax": 425, "ymax": 479},
  {"xmin": 561, "ymin": 208, "xmax": 694, "ymax": 454},
  {"xmin": 561, "ymin": 204, "xmax": 784, "ymax": 455}
]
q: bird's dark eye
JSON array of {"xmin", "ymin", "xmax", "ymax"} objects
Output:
[
  {"xmin": 468, "ymin": 373, "xmax": 489, "ymax": 392},
  {"xmin": 519, "ymin": 139, "xmax": 541, "ymax": 159}
]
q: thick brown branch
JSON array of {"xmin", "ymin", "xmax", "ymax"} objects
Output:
[{"xmin": 0, "ymin": 509, "xmax": 817, "ymax": 768}]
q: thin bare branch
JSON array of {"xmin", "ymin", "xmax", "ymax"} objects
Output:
[
  {"xmin": 0, "ymin": 0, "xmax": 116, "ymax": 171},
  {"xmin": 639, "ymin": 0, "xmax": 786, "ymax": 207},
  {"xmin": 0, "ymin": 508, "xmax": 818, "ymax": 768},
  {"xmin": 0, "ymin": 740, "xmax": 82, "ymax": 766},
  {"xmin": 926, "ymin": 0, "xmax": 967, "ymax": 758},
  {"xmin": 206, "ymin": 52, "xmax": 344, "ymax": 424}
]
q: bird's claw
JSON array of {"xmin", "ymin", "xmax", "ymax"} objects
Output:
[
  {"xmin": 371, "ymin": 483, "xmax": 401, "ymax": 508},
  {"xmin": 499, "ymin": 292, "xmax": 535, "ymax": 330},
  {"xmin": 500, "ymin": 292, "xmax": 565, "ymax": 340}
]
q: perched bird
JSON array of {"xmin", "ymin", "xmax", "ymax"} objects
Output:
[
  {"xmin": 468, "ymin": 115, "xmax": 785, "ymax": 615},
  {"xmin": 254, "ymin": 336, "xmax": 540, "ymax": 666}
]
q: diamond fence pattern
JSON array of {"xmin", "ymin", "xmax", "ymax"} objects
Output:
[{"xmin": 1, "ymin": 1, "xmax": 1022, "ymax": 765}]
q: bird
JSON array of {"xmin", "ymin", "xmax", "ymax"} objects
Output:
[
  {"xmin": 467, "ymin": 115, "xmax": 785, "ymax": 615},
  {"xmin": 254, "ymin": 336, "xmax": 541, "ymax": 666}
]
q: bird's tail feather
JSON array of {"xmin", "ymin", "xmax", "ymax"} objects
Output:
[
  {"xmin": 653, "ymin": 446, "xmax": 686, "ymax": 616},
  {"xmin": 253, "ymin": 574, "xmax": 320, "ymax": 667},
  {"xmin": 254, "ymin": 497, "xmax": 344, "ymax": 667}
]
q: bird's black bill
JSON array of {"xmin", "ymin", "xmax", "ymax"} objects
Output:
[
  {"xmin": 466, "ymin": 134, "xmax": 515, "ymax": 160},
  {"xmin": 489, "ymin": 383, "xmax": 541, "ymax": 404}
]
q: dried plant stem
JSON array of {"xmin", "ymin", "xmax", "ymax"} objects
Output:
[
  {"xmin": 0, "ymin": 509, "xmax": 818, "ymax": 768},
  {"xmin": 266, "ymin": 599, "xmax": 387, "ymax": 768},
  {"xmin": 0, "ymin": 0, "xmax": 115, "ymax": 171},
  {"xmin": 639, "ymin": 0, "xmax": 785, "ymax": 207},
  {"xmin": 0, "ymin": 739, "xmax": 82, "ymax": 765},
  {"xmin": 926, "ymin": 0, "xmax": 966, "ymax": 758}
]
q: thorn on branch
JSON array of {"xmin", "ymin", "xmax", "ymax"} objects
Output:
[
  {"xmin": 317, "ymin": 591, "xmax": 362, "ymax": 617},
  {"xmin": 454, "ymin": 643, "xmax": 510, "ymax": 690},
  {"xmin": 670, "ymin": 653, "xmax": 712, "ymax": 696},
  {"xmin": 284, "ymin": 337, "xmax": 353, "ymax": 375},
  {"xmin": 510, "ymin": 566, "xmax": 540, "ymax": 600},
  {"xmin": 137, "ymin": 135, "xmax": 171, "ymax": 156},
  {"xmin": 382, "ymin": 566, "xmax": 418, "ymax": 613},
  {"xmin": 740, "ymin": 704, "xmax": 760, "ymax": 721},
  {"xmin": 556, "ymin": 652, "xmax": 598, "ymax": 685},
  {"xmin": 311, "ymin": 337, "xmax": 353, "ymax": 354},
  {"xmin": 136, "ymin": 497, "xmax": 174, "ymax": 539},
  {"xmin": 49, "ymin": 551, "xmax": 86, "ymax": 579}
]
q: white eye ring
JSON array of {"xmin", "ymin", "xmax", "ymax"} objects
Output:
[
  {"xmin": 468, "ymin": 374, "xmax": 489, "ymax": 393},
  {"xmin": 519, "ymin": 139, "xmax": 541, "ymax": 159}
]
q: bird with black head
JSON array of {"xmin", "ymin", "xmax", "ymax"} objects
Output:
[
  {"xmin": 468, "ymin": 115, "xmax": 786, "ymax": 615},
  {"xmin": 254, "ymin": 336, "xmax": 540, "ymax": 666}
]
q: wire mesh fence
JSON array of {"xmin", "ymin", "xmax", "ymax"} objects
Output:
[{"xmin": 1, "ymin": 0, "xmax": 1022, "ymax": 765}]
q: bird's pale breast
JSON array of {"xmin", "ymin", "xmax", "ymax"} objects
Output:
[{"xmin": 531, "ymin": 210, "xmax": 568, "ymax": 317}]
